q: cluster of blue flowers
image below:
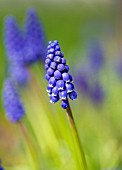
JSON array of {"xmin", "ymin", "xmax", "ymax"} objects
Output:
[
  {"xmin": 2, "ymin": 8, "xmax": 46, "ymax": 123},
  {"xmin": 45, "ymin": 40, "xmax": 77, "ymax": 109},
  {"xmin": 3, "ymin": 8, "xmax": 46, "ymax": 86},
  {"xmin": 74, "ymin": 40, "xmax": 104, "ymax": 105},
  {"xmin": 2, "ymin": 79, "xmax": 25, "ymax": 123}
]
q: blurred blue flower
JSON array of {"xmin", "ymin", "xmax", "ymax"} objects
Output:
[
  {"xmin": 45, "ymin": 40, "xmax": 77, "ymax": 109},
  {"xmin": 87, "ymin": 40, "xmax": 104, "ymax": 72},
  {"xmin": 24, "ymin": 8, "xmax": 46, "ymax": 64},
  {"xmin": 3, "ymin": 16, "xmax": 24, "ymax": 64},
  {"xmin": 74, "ymin": 66, "xmax": 104, "ymax": 105},
  {"xmin": 90, "ymin": 81, "xmax": 104, "ymax": 105},
  {"xmin": 115, "ymin": 56, "xmax": 122, "ymax": 79},
  {"xmin": 2, "ymin": 79, "xmax": 25, "ymax": 123},
  {"xmin": 3, "ymin": 16, "xmax": 30, "ymax": 86},
  {"xmin": 73, "ymin": 39, "xmax": 104, "ymax": 105},
  {"xmin": 3, "ymin": 9, "xmax": 47, "ymax": 86}
]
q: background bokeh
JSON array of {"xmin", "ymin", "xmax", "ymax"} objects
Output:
[{"xmin": 1, "ymin": 0, "xmax": 122, "ymax": 170}]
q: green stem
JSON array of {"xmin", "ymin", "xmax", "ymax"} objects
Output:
[
  {"xmin": 65, "ymin": 99, "xmax": 87, "ymax": 170},
  {"xmin": 18, "ymin": 121, "xmax": 39, "ymax": 170}
]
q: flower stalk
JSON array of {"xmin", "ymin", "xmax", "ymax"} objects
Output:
[
  {"xmin": 66, "ymin": 99, "xmax": 87, "ymax": 170},
  {"xmin": 18, "ymin": 121, "xmax": 40, "ymax": 170}
]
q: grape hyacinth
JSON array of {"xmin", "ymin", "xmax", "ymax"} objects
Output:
[
  {"xmin": 24, "ymin": 8, "xmax": 46, "ymax": 64},
  {"xmin": 3, "ymin": 16, "xmax": 30, "ymax": 85},
  {"xmin": 73, "ymin": 39, "xmax": 104, "ymax": 105},
  {"xmin": 45, "ymin": 40, "xmax": 77, "ymax": 109},
  {"xmin": 2, "ymin": 79, "xmax": 25, "ymax": 123},
  {"xmin": 3, "ymin": 16, "xmax": 24, "ymax": 64}
]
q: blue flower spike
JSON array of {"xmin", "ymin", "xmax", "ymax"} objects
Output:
[
  {"xmin": 3, "ymin": 15, "xmax": 30, "ymax": 86},
  {"xmin": 2, "ymin": 79, "xmax": 25, "ymax": 123},
  {"xmin": 3, "ymin": 16, "xmax": 24, "ymax": 64},
  {"xmin": 45, "ymin": 40, "xmax": 77, "ymax": 109},
  {"xmin": 24, "ymin": 8, "xmax": 46, "ymax": 64}
]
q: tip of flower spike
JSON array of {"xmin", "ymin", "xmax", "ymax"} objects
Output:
[
  {"xmin": 48, "ymin": 41, "xmax": 52, "ymax": 44},
  {"xmin": 4, "ymin": 16, "xmax": 15, "ymax": 25},
  {"xmin": 54, "ymin": 40, "xmax": 58, "ymax": 44},
  {"xmin": 26, "ymin": 8, "xmax": 36, "ymax": 14},
  {"xmin": 48, "ymin": 40, "xmax": 59, "ymax": 47},
  {"xmin": 26, "ymin": 8, "xmax": 39, "ymax": 21}
]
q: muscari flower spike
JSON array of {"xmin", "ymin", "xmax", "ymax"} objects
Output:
[
  {"xmin": 45, "ymin": 40, "xmax": 77, "ymax": 109},
  {"xmin": 3, "ymin": 16, "xmax": 24, "ymax": 64},
  {"xmin": 2, "ymin": 79, "xmax": 25, "ymax": 123},
  {"xmin": 24, "ymin": 8, "xmax": 46, "ymax": 64},
  {"xmin": 3, "ymin": 15, "xmax": 33, "ymax": 86}
]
